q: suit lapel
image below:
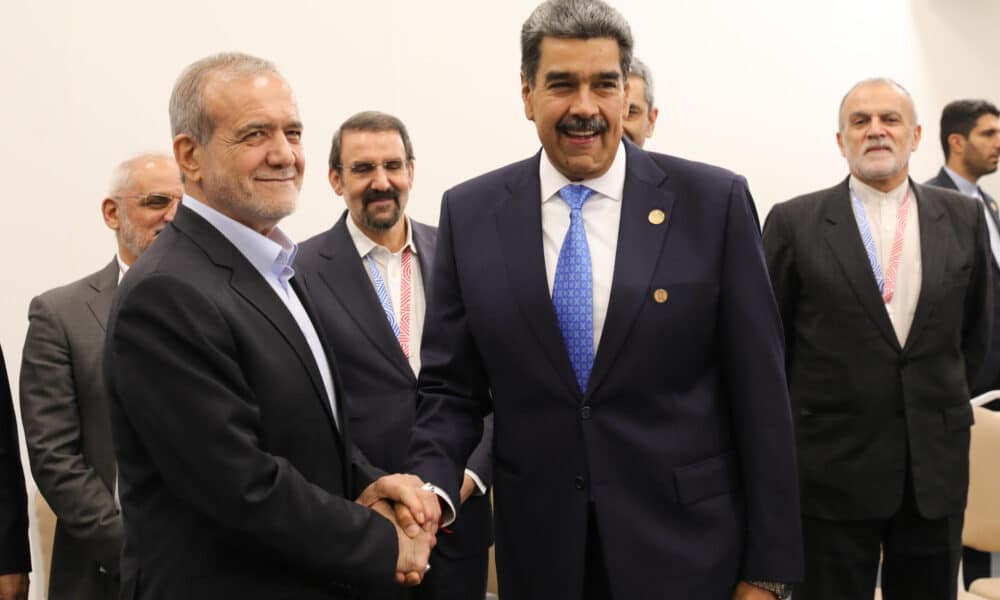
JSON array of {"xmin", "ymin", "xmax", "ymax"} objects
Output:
[
  {"xmin": 314, "ymin": 216, "xmax": 413, "ymax": 380},
  {"xmin": 904, "ymin": 183, "xmax": 947, "ymax": 353},
  {"xmin": 174, "ymin": 206, "xmax": 340, "ymax": 432},
  {"xmin": 821, "ymin": 179, "xmax": 901, "ymax": 351},
  {"xmin": 588, "ymin": 144, "xmax": 674, "ymax": 396},
  {"xmin": 495, "ymin": 154, "xmax": 580, "ymax": 398},
  {"xmin": 85, "ymin": 258, "xmax": 120, "ymax": 331}
]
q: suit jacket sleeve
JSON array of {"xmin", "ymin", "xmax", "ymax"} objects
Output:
[
  {"xmin": 464, "ymin": 413, "xmax": 493, "ymax": 489},
  {"xmin": 19, "ymin": 295, "xmax": 123, "ymax": 569},
  {"xmin": 408, "ymin": 190, "xmax": 493, "ymax": 505},
  {"xmin": 720, "ymin": 180, "xmax": 803, "ymax": 582},
  {"xmin": 0, "ymin": 344, "xmax": 30, "ymax": 575},
  {"xmin": 107, "ymin": 273, "xmax": 396, "ymax": 581},
  {"xmin": 963, "ymin": 200, "xmax": 992, "ymax": 385}
]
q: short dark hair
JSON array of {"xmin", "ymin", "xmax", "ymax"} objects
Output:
[
  {"xmin": 521, "ymin": 0, "xmax": 633, "ymax": 88},
  {"xmin": 328, "ymin": 111, "xmax": 415, "ymax": 172},
  {"xmin": 939, "ymin": 99, "xmax": 1000, "ymax": 160}
]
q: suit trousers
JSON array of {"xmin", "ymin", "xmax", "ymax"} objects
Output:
[{"xmin": 795, "ymin": 469, "xmax": 963, "ymax": 600}]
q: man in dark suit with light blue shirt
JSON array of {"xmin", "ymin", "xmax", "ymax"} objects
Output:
[
  {"xmin": 925, "ymin": 98, "xmax": 1000, "ymax": 587},
  {"xmin": 297, "ymin": 111, "xmax": 494, "ymax": 600},
  {"xmin": 403, "ymin": 1, "xmax": 802, "ymax": 599}
]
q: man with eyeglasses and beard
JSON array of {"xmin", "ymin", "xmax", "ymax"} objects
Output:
[
  {"xmin": 19, "ymin": 152, "xmax": 181, "ymax": 600},
  {"xmin": 296, "ymin": 111, "xmax": 494, "ymax": 600}
]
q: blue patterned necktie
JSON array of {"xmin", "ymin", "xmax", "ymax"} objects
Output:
[{"xmin": 552, "ymin": 184, "xmax": 596, "ymax": 392}]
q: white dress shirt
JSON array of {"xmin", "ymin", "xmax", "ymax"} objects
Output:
[
  {"xmin": 849, "ymin": 176, "xmax": 922, "ymax": 346},
  {"xmin": 539, "ymin": 142, "xmax": 627, "ymax": 351}
]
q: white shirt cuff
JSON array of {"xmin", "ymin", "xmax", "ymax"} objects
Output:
[
  {"xmin": 422, "ymin": 482, "xmax": 456, "ymax": 527},
  {"xmin": 464, "ymin": 468, "xmax": 487, "ymax": 496}
]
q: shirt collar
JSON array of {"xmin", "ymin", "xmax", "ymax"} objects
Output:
[
  {"xmin": 182, "ymin": 194, "xmax": 298, "ymax": 284},
  {"xmin": 116, "ymin": 254, "xmax": 128, "ymax": 283},
  {"xmin": 943, "ymin": 166, "xmax": 982, "ymax": 199},
  {"xmin": 345, "ymin": 213, "xmax": 417, "ymax": 259},
  {"xmin": 849, "ymin": 175, "xmax": 913, "ymax": 204},
  {"xmin": 539, "ymin": 140, "xmax": 627, "ymax": 204}
]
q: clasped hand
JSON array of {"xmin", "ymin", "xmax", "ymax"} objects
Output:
[{"xmin": 357, "ymin": 474, "xmax": 441, "ymax": 586}]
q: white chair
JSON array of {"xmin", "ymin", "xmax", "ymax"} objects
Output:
[{"xmin": 963, "ymin": 406, "xmax": 1000, "ymax": 599}]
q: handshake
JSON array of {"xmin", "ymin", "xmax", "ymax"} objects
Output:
[{"xmin": 357, "ymin": 474, "xmax": 443, "ymax": 587}]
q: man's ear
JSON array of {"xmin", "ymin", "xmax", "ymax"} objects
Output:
[
  {"xmin": 329, "ymin": 168, "xmax": 345, "ymax": 196},
  {"xmin": 174, "ymin": 134, "xmax": 203, "ymax": 184},
  {"xmin": 522, "ymin": 72, "xmax": 535, "ymax": 121},
  {"xmin": 102, "ymin": 197, "xmax": 120, "ymax": 231}
]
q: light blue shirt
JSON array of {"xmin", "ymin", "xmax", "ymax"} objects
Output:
[
  {"xmin": 182, "ymin": 194, "xmax": 338, "ymax": 427},
  {"xmin": 944, "ymin": 166, "xmax": 1000, "ymax": 266}
]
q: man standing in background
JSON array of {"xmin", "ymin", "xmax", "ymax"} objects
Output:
[
  {"xmin": 19, "ymin": 153, "xmax": 180, "ymax": 600},
  {"xmin": 925, "ymin": 100, "xmax": 1000, "ymax": 405},
  {"xmin": 924, "ymin": 98, "xmax": 1000, "ymax": 587},
  {"xmin": 0, "ymin": 343, "xmax": 30, "ymax": 600},
  {"xmin": 297, "ymin": 111, "xmax": 494, "ymax": 599},
  {"xmin": 764, "ymin": 78, "xmax": 991, "ymax": 600},
  {"xmin": 622, "ymin": 57, "xmax": 659, "ymax": 148}
]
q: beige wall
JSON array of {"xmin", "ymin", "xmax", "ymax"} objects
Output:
[{"xmin": 4, "ymin": 2, "xmax": 1000, "ymax": 598}]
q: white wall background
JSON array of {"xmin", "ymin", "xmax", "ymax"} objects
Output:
[{"xmin": 3, "ymin": 1, "xmax": 999, "ymax": 596}]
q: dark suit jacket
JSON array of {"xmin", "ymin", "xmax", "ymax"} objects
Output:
[
  {"xmin": 925, "ymin": 167, "xmax": 1000, "ymax": 397},
  {"xmin": 0, "ymin": 343, "xmax": 30, "ymax": 576},
  {"xmin": 104, "ymin": 205, "xmax": 397, "ymax": 600},
  {"xmin": 296, "ymin": 213, "xmax": 494, "ymax": 597},
  {"xmin": 296, "ymin": 213, "xmax": 493, "ymax": 550},
  {"xmin": 763, "ymin": 178, "xmax": 991, "ymax": 521},
  {"xmin": 407, "ymin": 140, "xmax": 803, "ymax": 599},
  {"xmin": 20, "ymin": 258, "xmax": 123, "ymax": 598}
]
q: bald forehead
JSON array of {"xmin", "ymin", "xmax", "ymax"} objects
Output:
[{"xmin": 839, "ymin": 81, "xmax": 917, "ymax": 130}]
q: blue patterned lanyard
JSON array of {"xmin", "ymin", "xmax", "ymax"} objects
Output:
[
  {"xmin": 365, "ymin": 255, "xmax": 399, "ymax": 337},
  {"xmin": 849, "ymin": 188, "xmax": 884, "ymax": 295}
]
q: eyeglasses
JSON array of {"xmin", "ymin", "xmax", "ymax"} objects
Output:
[
  {"xmin": 339, "ymin": 160, "xmax": 408, "ymax": 176},
  {"xmin": 116, "ymin": 193, "xmax": 181, "ymax": 210}
]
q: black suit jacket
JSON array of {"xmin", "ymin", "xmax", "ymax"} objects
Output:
[
  {"xmin": 0, "ymin": 343, "xmax": 30, "ymax": 576},
  {"xmin": 104, "ymin": 204, "xmax": 397, "ymax": 600},
  {"xmin": 763, "ymin": 178, "xmax": 991, "ymax": 520},
  {"xmin": 20, "ymin": 259, "xmax": 123, "ymax": 599},
  {"xmin": 408, "ymin": 141, "xmax": 803, "ymax": 599},
  {"xmin": 296, "ymin": 212, "xmax": 493, "ymax": 556},
  {"xmin": 925, "ymin": 167, "xmax": 1000, "ymax": 396}
]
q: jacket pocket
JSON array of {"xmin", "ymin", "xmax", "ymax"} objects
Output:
[{"xmin": 673, "ymin": 451, "xmax": 741, "ymax": 504}]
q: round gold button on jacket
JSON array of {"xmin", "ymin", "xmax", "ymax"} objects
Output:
[
  {"xmin": 648, "ymin": 209, "xmax": 665, "ymax": 225},
  {"xmin": 653, "ymin": 288, "xmax": 669, "ymax": 303}
]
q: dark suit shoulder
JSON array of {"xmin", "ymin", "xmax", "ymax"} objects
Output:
[
  {"xmin": 446, "ymin": 155, "xmax": 538, "ymax": 200},
  {"xmin": 645, "ymin": 151, "xmax": 742, "ymax": 185},
  {"xmin": 916, "ymin": 181, "xmax": 982, "ymax": 224}
]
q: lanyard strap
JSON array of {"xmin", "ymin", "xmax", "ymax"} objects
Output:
[
  {"xmin": 365, "ymin": 248, "xmax": 412, "ymax": 357},
  {"xmin": 850, "ymin": 186, "xmax": 910, "ymax": 304},
  {"xmin": 366, "ymin": 254, "xmax": 399, "ymax": 337}
]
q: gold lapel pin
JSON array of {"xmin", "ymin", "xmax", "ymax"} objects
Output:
[
  {"xmin": 653, "ymin": 288, "xmax": 669, "ymax": 303},
  {"xmin": 648, "ymin": 209, "xmax": 666, "ymax": 225},
  {"xmin": 992, "ymin": 201, "xmax": 998, "ymax": 214}
]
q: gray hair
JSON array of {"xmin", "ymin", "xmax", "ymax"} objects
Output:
[
  {"xmin": 521, "ymin": 0, "xmax": 633, "ymax": 88},
  {"xmin": 329, "ymin": 111, "xmax": 415, "ymax": 172},
  {"xmin": 838, "ymin": 77, "xmax": 918, "ymax": 132},
  {"xmin": 108, "ymin": 152, "xmax": 175, "ymax": 197},
  {"xmin": 169, "ymin": 52, "xmax": 279, "ymax": 145},
  {"xmin": 629, "ymin": 56, "xmax": 655, "ymax": 110}
]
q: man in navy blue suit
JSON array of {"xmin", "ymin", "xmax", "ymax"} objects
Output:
[{"xmin": 405, "ymin": 1, "xmax": 802, "ymax": 598}]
